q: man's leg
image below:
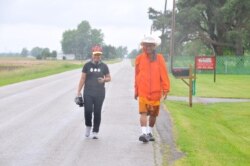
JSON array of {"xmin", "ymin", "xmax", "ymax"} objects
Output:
[
  {"xmin": 147, "ymin": 115, "xmax": 156, "ymax": 141},
  {"xmin": 149, "ymin": 115, "xmax": 156, "ymax": 128},
  {"xmin": 139, "ymin": 102, "xmax": 149, "ymax": 142},
  {"xmin": 140, "ymin": 113, "xmax": 147, "ymax": 127},
  {"xmin": 139, "ymin": 113, "xmax": 149, "ymax": 142},
  {"xmin": 147, "ymin": 105, "xmax": 159, "ymax": 141},
  {"xmin": 140, "ymin": 112, "xmax": 148, "ymax": 134}
]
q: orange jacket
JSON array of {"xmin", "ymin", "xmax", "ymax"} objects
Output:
[{"xmin": 135, "ymin": 53, "xmax": 170, "ymax": 101}]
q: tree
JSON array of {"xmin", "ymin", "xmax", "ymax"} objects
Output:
[
  {"xmin": 21, "ymin": 48, "xmax": 29, "ymax": 57},
  {"xmin": 148, "ymin": 7, "xmax": 173, "ymax": 59},
  {"xmin": 177, "ymin": 0, "xmax": 250, "ymax": 55},
  {"xmin": 41, "ymin": 48, "xmax": 50, "ymax": 59},
  {"xmin": 51, "ymin": 50, "xmax": 57, "ymax": 59},
  {"xmin": 30, "ymin": 47, "xmax": 56, "ymax": 59},
  {"xmin": 128, "ymin": 49, "xmax": 140, "ymax": 59},
  {"xmin": 61, "ymin": 20, "xmax": 104, "ymax": 60},
  {"xmin": 61, "ymin": 30, "xmax": 77, "ymax": 55},
  {"xmin": 91, "ymin": 29, "xmax": 104, "ymax": 47},
  {"xmin": 102, "ymin": 45, "xmax": 117, "ymax": 59},
  {"xmin": 116, "ymin": 46, "xmax": 128, "ymax": 59},
  {"xmin": 149, "ymin": 0, "xmax": 250, "ymax": 56},
  {"xmin": 31, "ymin": 47, "xmax": 43, "ymax": 58},
  {"xmin": 148, "ymin": 7, "xmax": 172, "ymax": 55}
]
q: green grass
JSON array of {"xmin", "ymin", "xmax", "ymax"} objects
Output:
[
  {"xmin": 164, "ymin": 101, "xmax": 250, "ymax": 166},
  {"xmin": 169, "ymin": 74, "xmax": 250, "ymax": 98},
  {"xmin": 0, "ymin": 59, "xmax": 83, "ymax": 86}
]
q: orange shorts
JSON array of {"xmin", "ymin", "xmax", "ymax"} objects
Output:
[{"xmin": 139, "ymin": 102, "xmax": 160, "ymax": 117}]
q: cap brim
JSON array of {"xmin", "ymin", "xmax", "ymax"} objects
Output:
[{"xmin": 93, "ymin": 51, "xmax": 103, "ymax": 55}]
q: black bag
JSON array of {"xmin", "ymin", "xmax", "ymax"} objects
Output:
[{"xmin": 74, "ymin": 96, "xmax": 84, "ymax": 107}]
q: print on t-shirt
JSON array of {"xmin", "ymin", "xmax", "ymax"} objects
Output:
[
  {"xmin": 82, "ymin": 61, "xmax": 110, "ymax": 96},
  {"xmin": 90, "ymin": 67, "xmax": 102, "ymax": 73}
]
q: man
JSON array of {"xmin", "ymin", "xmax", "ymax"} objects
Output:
[
  {"xmin": 77, "ymin": 45, "xmax": 111, "ymax": 139},
  {"xmin": 134, "ymin": 36, "xmax": 170, "ymax": 143}
]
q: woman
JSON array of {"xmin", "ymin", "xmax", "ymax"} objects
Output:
[{"xmin": 77, "ymin": 45, "xmax": 111, "ymax": 139}]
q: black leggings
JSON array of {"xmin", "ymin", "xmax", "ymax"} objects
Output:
[{"xmin": 84, "ymin": 95, "xmax": 105, "ymax": 132}]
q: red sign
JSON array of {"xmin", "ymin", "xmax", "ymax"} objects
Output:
[{"xmin": 195, "ymin": 56, "xmax": 216, "ymax": 70}]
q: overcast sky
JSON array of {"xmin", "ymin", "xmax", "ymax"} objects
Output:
[{"xmin": 0, "ymin": 0, "xmax": 173, "ymax": 53}]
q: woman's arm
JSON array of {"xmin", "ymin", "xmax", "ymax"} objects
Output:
[{"xmin": 77, "ymin": 73, "xmax": 86, "ymax": 96}]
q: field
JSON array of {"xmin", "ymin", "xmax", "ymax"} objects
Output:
[
  {"xmin": 0, "ymin": 57, "xmax": 122, "ymax": 87},
  {"xmin": 0, "ymin": 58, "xmax": 83, "ymax": 86},
  {"xmin": 164, "ymin": 74, "xmax": 250, "ymax": 166}
]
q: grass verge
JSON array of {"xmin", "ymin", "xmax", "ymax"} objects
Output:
[
  {"xmin": 164, "ymin": 101, "xmax": 250, "ymax": 166},
  {"xmin": 169, "ymin": 74, "xmax": 250, "ymax": 99},
  {"xmin": 0, "ymin": 59, "xmax": 83, "ymax": 86}
]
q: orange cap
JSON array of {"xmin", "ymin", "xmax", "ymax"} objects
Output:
[{"xmin": 92, "ymin": 45, "xmax": 103, "ymax": 55}]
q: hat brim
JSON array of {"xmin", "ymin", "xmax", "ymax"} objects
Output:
[
  {"xmin": 141, "ymin": 41, "xmax": 157, "ymax": 44},
  {"xmin": 93, "ymin": 51, "xmax": 103, "ymax": 55},
  {"xmin": 140, "ymin": 42, "xmax": 159, "ymax": 46}
]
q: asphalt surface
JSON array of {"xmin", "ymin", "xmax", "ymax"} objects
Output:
[{"xmin": 0, "ymin": 60, "xmax": 159, "ymax": 166}]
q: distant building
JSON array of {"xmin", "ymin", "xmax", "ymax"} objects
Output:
[
  {"xmin": 57, "ymin": 53, "xmax": 75, "ymax": 60},
  {"xmin": 27, "ymin": 55, "xmax": 35, "ymax": 59}
]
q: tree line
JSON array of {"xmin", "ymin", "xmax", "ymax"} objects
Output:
[
  {"xmin": 148, "ymin": 0, "xmax": 250, "ymax": 56},
  {"xmin": 61, "ymin": 20, "xmax": 127, "ymax": 60},
  {"xmin": 15, "ymin": 20, "xmax": 127, "ymax": 60},
  {"xmin": 20, "ymin": 47, "xmax": 57, "ymax": 59}
]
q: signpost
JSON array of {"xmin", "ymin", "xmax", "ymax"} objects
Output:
[
  {"xmin": 195, "ymin": 56, "xmax": 216, "ymax": 82},
  {"xmin": 172, "ymin": 65, "xmax": 195, "ymax": 107}
]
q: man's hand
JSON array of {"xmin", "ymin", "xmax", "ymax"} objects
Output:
[
  {"xmin": 162, "ymin": 91, "xmax": 168, "ymax": 100},
  {"xmin": 134, "ymin": 94, "xmax": 138, "ymax": 100}
]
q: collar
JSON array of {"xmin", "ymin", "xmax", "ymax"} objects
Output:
[
  {"xmin": 91, "ymin": 60, "xmax": 102, "ymax": 65},
  {"xmin": 143, "ymin": 52, "xmax": 157, "ymax": 62}
]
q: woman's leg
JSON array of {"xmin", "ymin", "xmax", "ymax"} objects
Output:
[
  {"xmin": 84, "ymin": 95, "xmax": 94, "ymax": 127},
  {"xmin": 92, "ymin": 95, "xmax": 105, "ymax": 133}
]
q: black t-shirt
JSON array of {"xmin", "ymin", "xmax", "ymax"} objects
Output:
[{"xmin": 82, "ymin": 61, "xmax": 109, "ymax": 97}]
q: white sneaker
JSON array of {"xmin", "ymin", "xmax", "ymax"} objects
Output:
[
  {"xmin": 92, "ymin": 132, "xmax": 98, "ymax": 139},
  {"xmin": 85, "ymin": 126, "xmax": 91, "ymax": 137}
]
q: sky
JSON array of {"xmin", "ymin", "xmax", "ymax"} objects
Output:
[{"xmin": 0, "ymin": 0, "xmax": 173, "ymax": 53}]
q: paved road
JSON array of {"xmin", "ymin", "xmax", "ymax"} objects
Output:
[{"xmin": 0, "ymin": 60, "xmax": 158, "ymax": 166}]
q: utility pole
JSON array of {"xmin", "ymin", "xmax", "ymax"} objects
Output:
[
  {"xmin": 160, "ymin": 0, "xmax": 168, "ymax": 53},
  {"xmin": 170, "ymin": 0, "xmax": 176, "ymax": 69}
]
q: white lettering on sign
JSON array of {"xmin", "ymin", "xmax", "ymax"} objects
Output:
[
  {"xmin": 198, "ymin": 58, "xmax": 212, "ymax": 63},
  {"xmin": 195, "ymin": 56, "xmax": 216, "ymax": 70}
]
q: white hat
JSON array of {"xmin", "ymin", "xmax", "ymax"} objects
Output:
[{"xmin": 141, "ymin": 35, "xmax": 161, "ymax": 46}]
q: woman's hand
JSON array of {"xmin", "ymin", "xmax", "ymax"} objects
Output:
[{"xmin": 97, "ymin": 77, "xmax": 105, "ymax": 84}]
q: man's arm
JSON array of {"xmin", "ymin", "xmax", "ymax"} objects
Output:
[
  {"xmin": 159, "ymin": 55, "xmax": 170, "ymax": 99},
  {"xmin": 134, "ymin": 57, "xmax": 140, "ymax": 100}
]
